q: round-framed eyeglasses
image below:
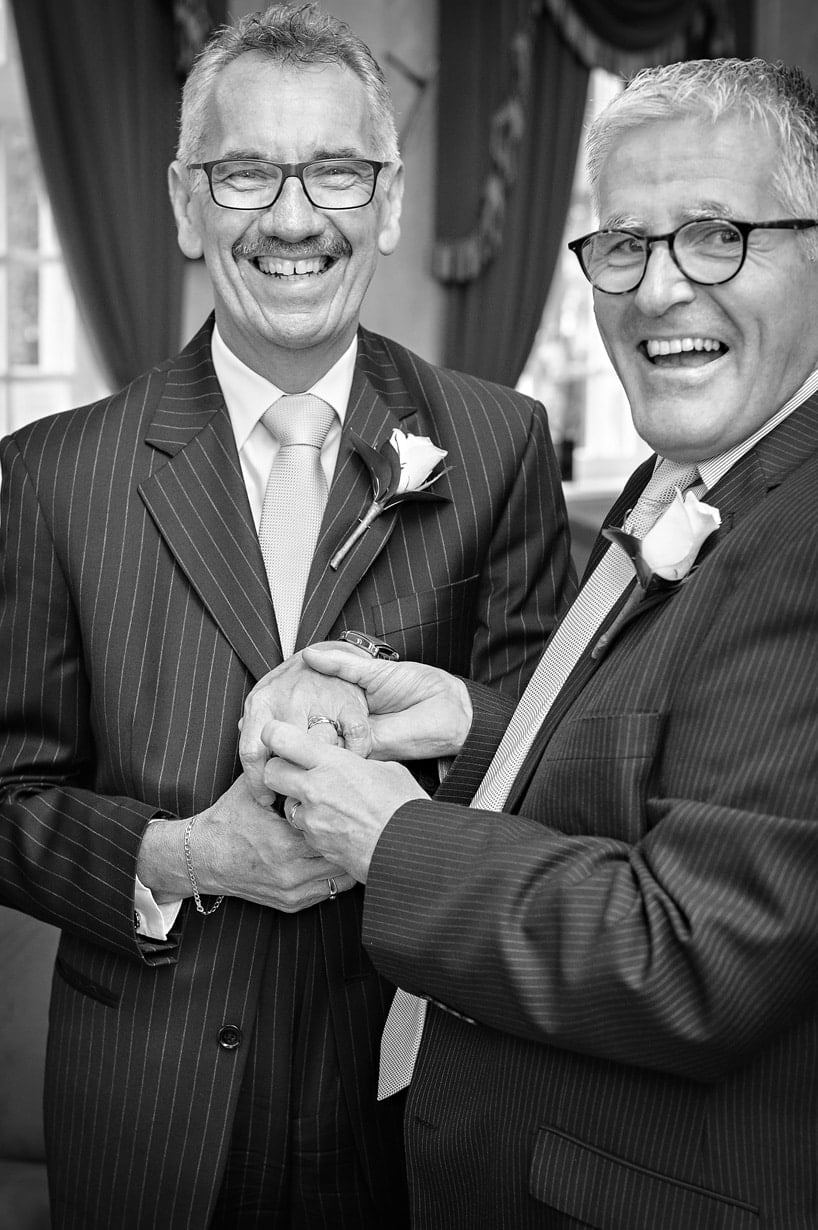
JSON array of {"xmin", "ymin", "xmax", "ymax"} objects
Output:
[
  {"xmin": 188, "ymin": 158, "xmax": 389, "ymax": 211},
  {"xmin": 567, "ymin": 217, "xmax": 818, "ymax": 294}
]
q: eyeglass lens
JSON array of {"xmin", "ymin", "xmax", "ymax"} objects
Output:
[
  {"xmin": 581, "ymin": 219, "xmax": 744, "ymax": 292},
  {"xmin": 208, "ymin": 159, "xmax": 377, "ymax": 209}
]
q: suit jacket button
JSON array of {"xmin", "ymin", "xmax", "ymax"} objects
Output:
[{"xmin": 218, "ymin": 1025, "xmax": 242, "ymax": 1050}]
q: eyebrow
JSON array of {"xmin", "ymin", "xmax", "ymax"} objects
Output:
[
  {"xmin": 213, "ymin": 146, "xmax": 367, "ymax": 163},
  {"xmin": 600, "ymin": 202, "xmax": 738, "ymax": 231}
]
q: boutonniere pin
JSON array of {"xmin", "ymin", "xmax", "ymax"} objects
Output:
[
  {"xmin": 592, "ymin": 488, "xmax": 721, "ymax": 658},
  {"xmin": 330, "ymin": 428, "xmax": 450, "ymax": 569}
]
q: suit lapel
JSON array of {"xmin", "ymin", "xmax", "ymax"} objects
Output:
[
  {"xmin": 295, "ymin": 331, "xmax": 420, "ymax": 648},
  {"xmin": 505, "ymin": 398, "xmax": 818, "ymax": 811},
  {"xmin": 138, "ymin": 326, "xmax": 282, "ymax": 680},
  {"xmin": 499, "ymin": 456, "xmax": 658, "ymax": 807}
]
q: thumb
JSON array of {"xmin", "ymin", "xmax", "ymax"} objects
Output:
[{"xmin": 301, "ymin": 644, "xmax": 381, "ymax": 689}]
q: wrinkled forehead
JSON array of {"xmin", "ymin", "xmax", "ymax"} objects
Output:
[
  {"xmin": 596, "ymin": 114, "xmax": 784, "ymax": 229},
  {"xmin": 204, "ymin": 55, "xmax": 378, "ymax": 159}
]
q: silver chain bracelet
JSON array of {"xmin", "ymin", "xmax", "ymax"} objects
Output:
[{"xmin": 183, "ymin": 815, "xmax": 224, "ymax": 915}]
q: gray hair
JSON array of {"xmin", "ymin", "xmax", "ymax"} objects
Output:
[
  {"xmin": 176, "ymin": 3, "xmax": 400, "ymax": 167},
  {"xmin": 586, "ymin": 58, "xmax": 818, "ymax": 245}
]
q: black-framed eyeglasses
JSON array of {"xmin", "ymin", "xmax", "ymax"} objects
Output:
[
  {"xmin": 188, "ymin": 158, "xmax": 389, "ymax": 211},
  {"xmin": 567, "ymin": 217, "xmax": 818, "ymax": 294}
]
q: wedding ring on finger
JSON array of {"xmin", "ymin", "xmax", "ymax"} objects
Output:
[
  {"xmin": 327, "ymin": 877, "xmax": 338, "ymax": 901},
  {"xmin": 307, "ymin": 714, "xmax": 342, "ymax": 737},
  {"xmin": 287, "ymin": 799, "xmax": 303, "ymax": 829}
]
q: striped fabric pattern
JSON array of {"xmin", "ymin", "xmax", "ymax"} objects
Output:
[
  {"xmin": 378, "ymin": 459, "xmax": 700, "ymax": 1098},
  {"xmin": 362, "ymin": 395, "xmax": 818, "ymax": 1227},
  {"xmin": 0, "ymin": 316, "xmax": 575, "ymax": 1227}
]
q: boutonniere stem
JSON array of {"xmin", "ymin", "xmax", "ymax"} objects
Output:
[{"xmin": 330, "ymin": 428, "xmax": 450, "ymax": 569}]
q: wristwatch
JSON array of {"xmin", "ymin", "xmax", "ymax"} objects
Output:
[{"xmin": 338, "ymin": 629, "xmax": 400, "ymax": 660}]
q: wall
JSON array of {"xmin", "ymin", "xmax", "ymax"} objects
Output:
[
  {"xmin": 181, "ymin": 0, "xmax": 444, "ymax": 363},
  {"xmin": 753, "ymin": 0, "xmax": 818, "ymax": 82}
]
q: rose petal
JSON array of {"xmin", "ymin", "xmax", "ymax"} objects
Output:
[
  {"xmin": 390, "ymin": 429, "xmax": 448, "ymax": 493},
  {"xmin": 640, "ymin": 489, "xmax": 721, "ymax": 578}
]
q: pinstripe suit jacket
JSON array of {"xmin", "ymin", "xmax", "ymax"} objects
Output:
[
  {"xmin": 0, "ymin": 318, "xmax": 574, "ymax": 1228},
  {"xmin": 363, "ymin": 395, "xmax": 818, "ymax": 1229}
]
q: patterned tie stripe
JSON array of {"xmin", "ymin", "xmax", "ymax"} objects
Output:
[
  {"xmin": 258, "ymin": 394, "xmax": 335, "ymax": 659},
  {"xmin": 377, "ymin": 458, "xmax": 702, "ymax": 1099}
]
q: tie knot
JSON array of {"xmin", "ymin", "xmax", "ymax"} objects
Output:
[
  {"xmin": 624, "ymin": 458, "xmax": 701, "ymax": 537},
  {"xmin": 262, "ymin": 393, "xmax": 335, "ymax": 450}
]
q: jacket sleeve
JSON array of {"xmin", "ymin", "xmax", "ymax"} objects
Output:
[
  {"xmin": 0, "ymin": 433, "xmax": 175, "ymax": 962},
  {"xmin": 468, "ymin": 398, "xmax": 576, "ymax": 697},
  {"xmin": 362, "ymin": 506, "xmax": 818, "ymax": 1085}
]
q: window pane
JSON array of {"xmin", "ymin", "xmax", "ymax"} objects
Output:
[
  {"xmin": 7, "ymin": 123, "xmax": 37, "ymax": 251},
  {"xmin": 517, "ymin": 70, "xmax": 649, "ymax": 491},
  {"xmin": 8, "ymin": 258, "xmax": 37, "ymax": 364},
  {"xmin": 9, "ymin": 378, "xmax": 72, "ymax": 430},
  {"xmin": 0, "ymin": 0, "xmax": 108, "ymax": 439}
]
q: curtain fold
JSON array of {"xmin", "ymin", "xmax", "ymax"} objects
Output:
[
  {"xmin": 438, "ymin": 9, "xmax": 589, "ymax": 386},
  {"xmin": 9, "ymin": 0, "xmax": 191, "ymax": 389},
  {"xmin": 436, "ymin": 0, "xmax": 744, "ymax": 384}
]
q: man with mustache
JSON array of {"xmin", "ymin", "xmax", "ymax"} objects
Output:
[
  {"xmin": 0, "ymin": 5, "xmax": 574, "ymax": 1228},
  {"xmin": 249, "ymin": 56, "xmax": 818, "ymax": 1227}
]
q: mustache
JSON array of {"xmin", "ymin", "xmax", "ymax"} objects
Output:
[{"xmin": 232, "ymin": 236, "xmax": 351, "ymax": 261}]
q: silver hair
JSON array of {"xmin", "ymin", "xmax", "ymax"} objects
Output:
[
  {"xmin": 176, "ymin": 3, "xmax": 400, "ymax": 168},
  {"xmin": 586, "ymin": 58, "xmax": 818, "ymax": 255}
]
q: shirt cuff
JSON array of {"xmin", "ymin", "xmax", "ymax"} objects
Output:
[
  {"xmin": 133, "ymin": 816, "xmax": 182, "ymax": 940},
  {"xmin": 134, "ymin": 876, "xmax": 182, "ymax": 940}
]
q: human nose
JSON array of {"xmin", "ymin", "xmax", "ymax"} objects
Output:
[
  {"xmin": 258, "ymin": 173, "xmax": 321, "ymax": 238},
  {"xmin": 632, "ymin": 239, "xmax": 696, "ymax": 315}
]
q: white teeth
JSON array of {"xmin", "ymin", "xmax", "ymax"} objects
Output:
[
  {"xmin": 645, "ymin": 337, "xmax": 723, "ymax": 357},
  {"xmin": 255, "ymin": 256, "xmax": 326, "ymax": 277}
]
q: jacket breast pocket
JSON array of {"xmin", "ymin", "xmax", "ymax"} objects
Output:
[
  {"xmin": 526, "ymin": 711, "xmax": 664, "ymax": 842},
  {"xmin": 530, "ymin": 1127, "xmax": 759, "ymax": 1229},
  {"xmin": 371, "ymin": 574, "xmax": 479, "ymax": 670}
]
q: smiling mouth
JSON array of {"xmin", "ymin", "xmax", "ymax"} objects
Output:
[
  {"xmin": 642, "ymin": 337, "xmax": 728, "ymax": 366},
  {"xmin": 253, "ymin": 255, "xmax": 334, "ymax": 278}
]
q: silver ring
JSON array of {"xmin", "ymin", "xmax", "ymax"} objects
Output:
[
  {"xmin": 327, "ymin": 877, "xmax": 338, "ymax": 901},
  {"xmin": 307, "ymin": 715, "xmax": 342, "ymax": 736},
  {"xmin": 287, "ymin": 800, "xmax": 302, "ymax": 829}
]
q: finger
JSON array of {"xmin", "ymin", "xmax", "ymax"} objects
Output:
[
  {"xmin": 283, "ymin": 795, "xmax": 304, "ymax": 830},
  {"xmin": 261, "ymin": 718, "xmax": 342, "ymax": 771},
  {"xmin": 306, "ymin": 716, "xmax": 342, "ymax": 746},
  {"xmin": 334, "ymin": 702, "xmax": 372, "ymax": 758},
  {"xmin": 301, "ymin": 645, "xmax": 381, "ymax": 689},
  {"xmin": 238, "ymin": 712, "xmax": 277, "ymax": 803}
]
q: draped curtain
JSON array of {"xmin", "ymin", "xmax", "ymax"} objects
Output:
[
  {"xmin": 9, "ymin": 0, "xmax": 225, "ymax": 391},
  {"xmin": 435, "ymin": 0, "xmax": 750, "ymax": 384}
]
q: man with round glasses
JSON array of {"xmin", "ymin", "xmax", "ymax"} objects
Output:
[
  {"xmin": 245, "ymin": 57, "xmax": 818, "ymax": 1226},
  {"xmin": 0, "ymin": 4, "xmax": 574, "ymax": 1228}
]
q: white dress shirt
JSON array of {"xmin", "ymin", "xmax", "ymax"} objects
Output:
[{"xmin": 134, "ymin": 326, "xmax": 357, "ymax": 939}]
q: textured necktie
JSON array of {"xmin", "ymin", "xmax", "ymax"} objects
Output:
[
  {"xmin": 258, "ymin": 394, "xmax": 335, "ymax": 659},
  {"xmin": 377, "ymin": 457, "xmax": 702, "ymax": 1099}
]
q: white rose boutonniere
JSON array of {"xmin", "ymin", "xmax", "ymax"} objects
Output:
[
  {"xmin": 330, "ymin": 428, "xmax": 450, "ymax": 569},
  {"xmin": 592, "ymin": 488, "xmax": 721, "ymax": 660},
  {"xmin": 603, "ymin": 488, "xmax": 722, "ymax": 587}
]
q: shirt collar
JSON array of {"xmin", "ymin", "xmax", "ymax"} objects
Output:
[
  {"xmin": 211, "ymin": 324, "xmax": 356, "ymax": 451},
  {"xmin": 655, "ymin": 366, "xmax": 818, "ymax": 492}
]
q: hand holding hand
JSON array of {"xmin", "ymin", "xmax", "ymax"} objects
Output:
[
  {"xmin": 139, "ymin": 774, "xmax": 356, "ymax": 913},
  {"xmin": 239, "ymin": 649, "xmax": 372, "ymax": 804},
  {"xmin": 300, "ymin": 643, "xmax": 473, "ymax": 761},
  {"xmin": 203, "ymin": 773, "xmax": 358, "ymax": 910},
  {"xmin": 262, "ymin": 720, "xmax": 429, "ymax": 882}
]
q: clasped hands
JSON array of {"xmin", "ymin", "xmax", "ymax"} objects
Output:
[{"xmin": 238, "ymin": 644, "xmax": 473, "ymax": 883}]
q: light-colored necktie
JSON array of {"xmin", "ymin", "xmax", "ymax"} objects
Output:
[
  {"xmin": 258, "ymin": 394, "xmax": 335, "ymax": 659},
  {"xmin": 378, "ymin": 458, "xmax": 702, "ymax": 1099}
]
